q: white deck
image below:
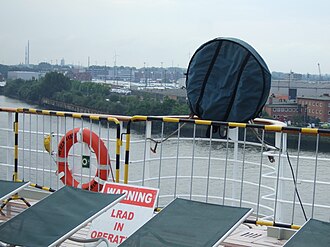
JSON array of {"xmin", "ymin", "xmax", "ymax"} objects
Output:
[{"xmin": 222, "ymin": 224, "xmax": 289, "ymax": 247}]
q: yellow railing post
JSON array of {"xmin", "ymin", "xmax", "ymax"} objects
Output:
[
  {"xmin": 13, "ymin": 112, "xmax": 19, "ymax": 182},
  {"xmin": 123, "ymin": 121, "xmax": 131, "ymax": 184}
]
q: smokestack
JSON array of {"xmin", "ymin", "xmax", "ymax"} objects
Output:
[
  {"xmin": 25, "ymin": 46, "xmax": 28, "ymax": 65},
  {"xmin": 27, "ymin": 40, "xmax": 30, "ymax": 65}
]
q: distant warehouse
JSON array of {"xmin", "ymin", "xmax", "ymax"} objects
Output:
[{"xmin": 7, "ymin": 71, "xmax": 42, "ymax": 81}]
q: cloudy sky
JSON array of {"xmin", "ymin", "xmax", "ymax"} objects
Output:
[{"xmin": 1, "ymin": 0, "xmax": 329, "ymax": 74}]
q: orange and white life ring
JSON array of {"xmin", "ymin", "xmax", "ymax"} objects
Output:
[{"xmin": 57, "ymin": 128, "xmax": 112, "ymax": 192}]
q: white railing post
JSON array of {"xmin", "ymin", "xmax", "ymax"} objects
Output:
[
  {"xmin": 274, "ymin": 130, "xmax": 287, "ymax": 223},
  {"xmin": 228, "ymin": 127, "xmax": 239, "ymax": 206},
  {"xmin": 142, "ymin": 121, "xmax": 152, "ymax": 185}
]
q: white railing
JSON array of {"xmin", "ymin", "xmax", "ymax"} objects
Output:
[{"xmin": 0, "ymin": 108, "xmax": 330, "ymax": 227}]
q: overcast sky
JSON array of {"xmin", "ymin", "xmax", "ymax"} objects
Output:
[{"xmin": 1, "ymin": 0, "xmax": 329, "ymax": 74}]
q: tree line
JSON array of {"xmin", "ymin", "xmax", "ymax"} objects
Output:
[{"xmin": 3, "ymin": 72, "xmax": 190, "ymax": 116}]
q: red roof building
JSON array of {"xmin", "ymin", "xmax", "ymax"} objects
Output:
[{"xmin": 296, "ymin": 95, "xmax": 330, "ymax": 122}]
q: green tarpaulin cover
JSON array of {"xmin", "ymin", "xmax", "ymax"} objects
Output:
[
  {"xmin": 119, "ymin": 198, "xmax": 252, "ymax": 247},
  {"xmin": 0, "ymin": 186, "xmax": 123, "ymax": 247},
  {"xmin": 0, "ymin": 180, "xmax": 29, "ymax": 201},
  {"xmin": 284, "ymin": 219, "xmax": 330, "ymax": 247},
  {"xmin": 186, "ymin": 37, "xmax": 271, "ymax": 123}
]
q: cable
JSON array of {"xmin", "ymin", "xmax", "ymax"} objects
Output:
[
  {"xmin": 249, "ymin": 120, "xmax": 278, "ymax": 151},
  {"xmin": 249, "ymin": 120, "xmax": 307, "ymax": 221},
  {"xmin": 286, "ymin": 151, "xmax": 308, "ymax": 221},
  {"xmin": 248, "ymin": 121, "xmax": 278, "ymax": 163},
  {"xmin": 146, "ymin": 114, "xmax": 195, "ymax": 153},
  {"xmin": 147, "ymin": 122, "xmax": 187, "ymax": 153}
]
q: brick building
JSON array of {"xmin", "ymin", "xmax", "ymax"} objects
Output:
[
  {"xmin": 264, "ymin": 102, "xmax": 302, "ymax": 122},
  {"xmin": 296, "ymin": 95, "xmax": 330, "ymax": 122},
  {"xmin": 264, "ymin": 94, "xmax": 304, "ymax": 122},
  {"xmin": 264, "ymin": 94, "xmax": 330, "ymax": 123}
]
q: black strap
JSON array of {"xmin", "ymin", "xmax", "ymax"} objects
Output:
[
  {"xmin": 205, "ymin": 125, "xmax": 227, "ymax": 139},
  {"xmin": 253, "ymin": 67, "xmax": 267, "ymax": 118},
  {"xmin": 222, "ymin": 53, "xmax": 251, "ymax": 121},
  {"xmin": 195, "ymin": 41, "xmax": 223, "ymax": 117}
]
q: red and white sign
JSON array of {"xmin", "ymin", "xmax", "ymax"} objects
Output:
[{"xmin": 87, "ymin": 182, "xmax": 159, "ymax": 246}]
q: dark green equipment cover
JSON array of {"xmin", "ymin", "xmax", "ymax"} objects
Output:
[
  {"xmin": 284, "ymin": 219, "xmax": 330, "ymax": 247},
  {"xmin": 0, "ymin": 180, "xmax": 30, "ymax": 201},
  {"xmin": 119, "ymin": 198, "xmax": 252, "ymax": 247},
  {"xmin": 0, "ymin": 186, "xmax": 124, "ymax": 247},
  {"xmin": 186, "ymin": 37, "xmax": 271, "ymax": 122}
]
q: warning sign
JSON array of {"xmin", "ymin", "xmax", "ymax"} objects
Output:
[{"xmin": 87, "ymin": 182, "xmax": 159, "ymax": 246}]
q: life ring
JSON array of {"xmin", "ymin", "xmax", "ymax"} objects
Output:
[{"xmin": 57, "ymin": 128, "xmax": 112, "ymax": 191}]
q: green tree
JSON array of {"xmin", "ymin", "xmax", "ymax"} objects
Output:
[
  {"xmin": 18, "ymin": 83, "xmax": 41, "ymax": 102},
  {"xmin": 4, "ymin": 79, "xmax": 26, "ymax": 98},
  {"xmin": 4, "ymin": 71, "xmax": 190, "ymax": 117},
  {"xmin": 39, "ymin": 72, "xmax": 71, "ymax": 97}
]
